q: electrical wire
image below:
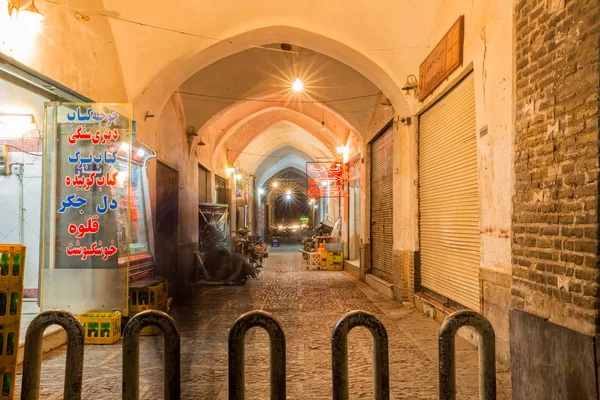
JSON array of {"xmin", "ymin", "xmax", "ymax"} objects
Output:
[
  {"xmin": 0, "ymin": 143, "xmax": 43, "ymax": 156},
  {"xmin": 43, "ymin": 0, "xmax": 431, "ymax": 54},
  {"xmin": 175, "ymin": 91, "xmax": 381, "ymax": 104},
  {"xmin": 43, "ymin": 0, "xmax": 295, "ymax": 55}
]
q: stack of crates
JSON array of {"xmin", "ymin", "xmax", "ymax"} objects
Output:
[
  {"xmin": 129, "ymin": 277, "xmax": 169, "ymax": 336},
  {"xmin": 0, "ymin": 245, "xmax": 25, "ymax": 399},
  {"xmin": 325, "ymin": 243, "xmax": 343, "ymax": 271},
  {"xmin": 306, "ymin": 252, "xmax": 322, "ymax": 270},
  {"xmin": 326, "ymin": 251, "xmax": 344, "ymax": 271},
  {"xmin": 77, "ymin": 311, "xmax": 122, "ymax": 344}
]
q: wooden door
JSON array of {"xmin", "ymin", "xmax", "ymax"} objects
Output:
[{"xmin": 155, "ymin": 161, "xmax": 179, "ymax": 290}]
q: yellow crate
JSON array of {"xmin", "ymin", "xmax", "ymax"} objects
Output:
[
  {"xmin": 140, "ymin": 325, "xmax": 161, "ymax": 336},
  {"xmin": 327, "ymin": 251, "xmax": 343, "ymax": 263},
  {"xmin": 326, "ymin": 261, "xmax": 343, "ymax": 271},
  {"xmin": 0, "ymin": 325, "xmax": 19, "ymax": 367},
  {"xmin": 0, "ymin": 366, "xmax": 15, "ymax": 399},
  {"xmin": 0, "ymin": 245, "xmax": 25, "ymax": 288},
  {"xmin": 129, "ymin": 277, "xmax": 168, "ymax": 314},
  {"xmin": 0, "ymin": 286, "xmax": 23, "ymax": 326},
  {"xmin": 77, "ymin": 311, "xmax": 122, "ymax": 345}
]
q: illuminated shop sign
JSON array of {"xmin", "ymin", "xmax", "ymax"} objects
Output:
[
  {"xmin": 306, "ymin": 161, "xmax": 343, "ymax": 198},
  {"xmin": 53, "ymin": 104, "xmax": 132, "ymax": 267}
]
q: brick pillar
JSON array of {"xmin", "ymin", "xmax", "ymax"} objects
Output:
[{"xmin": 512, "ymin": 0, "xmax": 600, "ymax": 397}]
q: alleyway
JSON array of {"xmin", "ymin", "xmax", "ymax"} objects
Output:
[{"xmin": 16, "ymin": 246, "xmax": 511, "ymax": 399}]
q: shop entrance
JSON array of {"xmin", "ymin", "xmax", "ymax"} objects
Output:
[
  {"xmin": 418, "ymin": 73, "xmax": 480, "ymax": 311},
  {"xmin": 369, "ymin": 122, "xmax": 394, "ymax": 283},
  {"xmin": 155, "ymin": 161, "xmax": 179, "ymax": 291}
]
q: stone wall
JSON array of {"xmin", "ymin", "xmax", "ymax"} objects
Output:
[{"xmin": 513, "ymin": 0, "xmax": 600, "ymax": 335}]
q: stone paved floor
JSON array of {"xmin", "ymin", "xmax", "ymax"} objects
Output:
[{"xmin": 15, "ymin": 245, "xmax": 512, "ymax": 399}]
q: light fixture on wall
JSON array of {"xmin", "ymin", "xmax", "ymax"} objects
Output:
[
  {"xmin": 8, "ymin": 0, "xmax": 44, "ymax": 22},
  {"xmin": 380, "ymin": 98, "xmax": 393, "ymax": 112},
  {"xmin": 402, "ymin": 74, "xmax": 419, "ymax": 97},
  {"xmin": 226, "ymin": 166, "xmax": 235, "ymax": 176},
  {"xmin": 336, "ymin": 146, "xmax": 345, "ymax": 154},
  {"xmin": 235, "ymin": 173, "xmax": 242, "ymax": 181},
  {"xmin": 186, "ymin": 125, "xmax": 198, "ymax": 148}
]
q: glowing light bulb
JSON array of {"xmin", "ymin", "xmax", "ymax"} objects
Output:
[
  {"xmin": 337, "ymin": 146, "xmax": 345, "ymax": 154},
  {"xmin": 272, "ymin": 181, "xmax": 279, "ymax": 188},
  {"xmin": 258, "ymin": 188, "xmax": 264, "ymax": 194},
  {"xmin": 286, "ymin": 194, "xmax": 291, "ymax": 200},
  {"xmin": 120, "ymin": 143, "xmax": 129, "ymax": 152},
  {"xmin": 292, "ymin": 78, "xmax": 304, "ymax": 92},
  {"xmin": 314, "ymin": 205, "xmax": 318, "ymax": 209},
  {"xmin": 235, "ymin": 174, "xmax": 242, "ymax": 180},
  {"xmin": 226, "ymin": 167, "xmax": 235, "ymax": 175},
  {"xmin": 286, "ymin": 190, "xmax": 291, "ymax": 195}
]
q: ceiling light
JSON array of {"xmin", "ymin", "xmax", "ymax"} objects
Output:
[
  {"xmin": 292, "ymin": 78, "xmax": 304, "ymax": 92},
  {"xmin": 321, "ymin": 121, "xmax": 326, "ymax": 132},
  {"xmin": 336, "ymin": 146, "xmax": 345, "ymax": 154},
  {"xmin": 226, "ymin": 166, "xmax": 235, "ymax": 175},
  {"xmin": 272, "ymin": 181, "xmax": 279, "ymax": 188},
  {"xmin": 235, "ymin": 174, "xmax": 242, "ymax": 180},
  {"xmin": 286, "ymin": 194, "xmax": 291, "ymax": 200},
  {"xmin": 286, "ymin": 190, "xmax": 291, "ymax": 195},
  {"xmin": 258, "ymin": 188, "xmax": 264, "ymax": 194}
]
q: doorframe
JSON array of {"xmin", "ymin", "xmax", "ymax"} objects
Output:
[
  {"xmin": 155, "ymin": 160, "xmax": 180, "ymax": 289},
  {"xmin": 366, "ymin": 120, "xmax": 394, "ymax": 277}
]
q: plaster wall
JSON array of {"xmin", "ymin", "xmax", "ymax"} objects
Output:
[{"xmin": 0, "ymin": 0, "xmax": 127, "ymax": 103}]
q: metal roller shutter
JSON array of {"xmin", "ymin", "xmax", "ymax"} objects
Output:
[
  {"xmin": 370, "ymin": 125, "xmax": 394, "ymax": 282},
  {"xmin": 418, "ymin": 74, "xmax": 480, "ymax": 311}
]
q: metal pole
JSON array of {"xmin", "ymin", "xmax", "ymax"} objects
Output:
[
  {"xmin": 20, "ymin": 311, "xmax": 85, "ymax": 400},
  {"xmin": 331, "ymin": 310, "xmax": 389, "ymax": 400},
  {"xmin": 438, "ymin": 310, "xmax": 496, "ymax": 400},
  {"xmin": 122, "ymin": 310, "xmax": 180, "ymax": 400},
  {"xmin": 228, "ymin": 310, "xmax": 286, "ymax": 400}
]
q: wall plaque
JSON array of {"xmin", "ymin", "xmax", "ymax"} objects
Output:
[{"xmin": 419, "ymin": 16, "xmax": 464, "ymax": 101}]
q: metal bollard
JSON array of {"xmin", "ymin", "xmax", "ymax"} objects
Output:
[
  {"xmin": 122, "ymin": 310, "xmax": 181, "ymax": 400},
  {"xmin": 438, "ymin": 310, "xmax": 496, "ymax": 400},
  {"xmin": 20, "ymin": 310, "xmax": 85, "ymax": 400},
  {"xmin": 228, "ymin": 310, "xmax": 286, "ymax": 400},
  {"xmin": 331, "ymin": 310, "xmax": 389, "ymax": 400}
]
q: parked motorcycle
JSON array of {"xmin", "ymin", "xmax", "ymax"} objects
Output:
[
  {"xmin": 234, "ymin": 229, "xmax": 269, "ymax": 268},
  {"xmin": 300, "ymin": 222, "xmax": 334, "ymax": 259},
  {"xmin": 193, "ymin": 244, "xmax": 259, "ymax": 285}
]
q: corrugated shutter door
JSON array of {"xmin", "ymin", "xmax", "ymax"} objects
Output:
[
  {"xmin": 370, "ymin": 126, "xmax": 394, "ymax": 282},
  {"xmin": 419, "ymin": 74, "xmax": 480, "ymax": 311}
]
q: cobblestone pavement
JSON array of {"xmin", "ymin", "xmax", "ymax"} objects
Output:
[{"xmin": 16, "ymin": 245, "xmax": 512, "ymax": 399}]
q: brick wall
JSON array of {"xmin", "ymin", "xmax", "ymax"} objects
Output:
[{"xmin": 513, "ymin": 0, "xmax": 600, "ymax": 335}]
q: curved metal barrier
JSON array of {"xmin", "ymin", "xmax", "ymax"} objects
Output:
[
  {"xmin": 228, "ymin": 310, "xmax": 286, "ymax": 400},
  {"xmin": 439, "ymin": 310, "xmax": 496, "ymax": 400},
  {"xmin": 122, "ymin": 310, "xmax": 181, "ymax": 400},
  {"xmin": 20, "ymin": 310, "xmax": 85, "ymax": 400},
  {"xmin": 331, "ymin": 310, "xmax": 389, "ymax": 400}
]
